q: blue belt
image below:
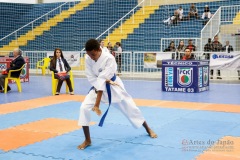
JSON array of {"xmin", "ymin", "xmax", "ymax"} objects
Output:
[{"xmin": 89, "ymin": 74, "xmax": 116, "ymax": 127}]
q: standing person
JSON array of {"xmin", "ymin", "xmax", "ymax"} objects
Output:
[
  {"xmin": 204, "ymin": 38, "xmax": 213, "ymax": 59},
  {"xmin": 107, "ymin": 42, "xmax": 114, "ymax": 55},
  {"xmin": 99, "ymin": 39, "xmax": 110, "ymax": 54},
  {"xmin": 0, "ymin": 48, "xmax": 25, "ymax": 93},
  {"xmin": 222, "ymin": 41, "xmax": 233, "ymax": 53},
  {"xmin": 115, "ymin": 42, "xmax": 122, "ymax": 73},
  {"xmin": 50, "ymin": 48, "xmax": 74, "ymax": 95},
  {"xmin": 78, "ymin": 39, "xmax": 157, "ymax": 150},
  {"xmin": 212, "ymin": 35, "xmax": 222, "ymax": 52}
]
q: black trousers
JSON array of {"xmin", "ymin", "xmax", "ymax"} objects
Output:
[
  {"xmin": 115, "ymin": 55, "xmax": 121, "ymax": 73},
  {"xmin": 56, "ymin": 78, "xmax": 73, "ymax": 92}
]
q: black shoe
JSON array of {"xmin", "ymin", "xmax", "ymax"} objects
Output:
[
  {"xmin": 7, "ymin": 86, "xmax": 11, "ymax": 92},
  {"xmin": 55, "ymin": 92, "xmax": 59, "ymax": 95}
]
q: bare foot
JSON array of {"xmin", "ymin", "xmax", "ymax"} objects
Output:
[
  {"xmin": 77, "ymin": 140, "xmax": 91, "ymax": 150},
  {"xmin": 147, "ymin": 129, "xmax": 158, "ymax": 138}
]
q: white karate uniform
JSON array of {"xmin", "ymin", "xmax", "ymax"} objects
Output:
[{"xmin": 78, "ymin": 50, "xmax": 145, "ymax": 128}]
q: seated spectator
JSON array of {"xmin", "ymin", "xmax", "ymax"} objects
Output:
[
  {"xmin": 212, "ymin": 35, "xmax": 222, "ymax": 52},
  {"xmin": 176, "ymin": 40, "xmax": 186, "ymax": 59},
  {"xmin": 201, "ymin": 5, "xmax": 211, "ymax": 19},
  {"xmin": 176, "ymin": 40, "xmax": 186, "ymax": 52},
  {"xmin": 99, "ymin": 39, "xmax": 110, "ymax": 54},
  {"xmin": 163, "ymin": 10, "xmax": 179, "ymax": 25},
  {"xmin": 222, "ymin": 41, "xmax": 233, "ymax": 53},
  {"xmin": 164, "ymin": 41, "xmax": 176, "ymax": 52},
  {"xmin": 182, "ymin": 48, "xmax": 195, "ymax": 60},
  {"xmin": 0, "ymin": 48, "xmax": 25, "ymax": 93},
  {"xmin": 50, "ymin": 48, "xmax": 74, "ymax": 95},
  {"xmin": 186, "ymin": 39, "xmax": 196, "ymax": 52},
  {"xmin": 188, "ymin": 3, "xmax": 198, "ymax": 19},
  {"xmin": 204, "ymin": 38, "xmax": 212, "ymax": 59},
  {"xmin": 176, "ymin": 6, "xmax": 184, "ymax": 20}
]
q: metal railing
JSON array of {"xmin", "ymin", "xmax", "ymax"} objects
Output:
[
  {"xmin": 81, "ymin": 0, "xmax": 146, "ymax": 51},
  {"xmin": 221, "ymin": 5, "xmax": 240, "ymax": 24},
  {"xmin": 1, "ymin": 50, "xmax": 239, "ymax": 80},
  {"xmin": 201, "ymin": 5, "xmax": 240, "ymax": 51},
  {"xmin": 160, "ymin": 38, "xmax": 201, "ymax": 52},
  {"xmin": 200, "ymin": 7, "xmax": 221, "ymax": 51}
]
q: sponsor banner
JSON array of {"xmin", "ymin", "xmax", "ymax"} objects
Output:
[
  {"xmin": 64, "ymin": 52, "xmax": 80, "ymax": 67},
  {"xmin": 210, "ymin": 52, "xmax": 240, "ymax": 70},
  {"xmin": 47, "ymin": 51, "xmax": 80, "ymax": 67},
  {"xmin": 143, "ymin": 53, "xmax": 156, "ymax": 68},
  {"xmin": 144, "ymin": 52, "xmax": 172, "ymax": 68}
]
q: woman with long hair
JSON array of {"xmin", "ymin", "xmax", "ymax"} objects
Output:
[{"xmin": 50, "ymin": 48, "xmax": 74, "ymax": 95}]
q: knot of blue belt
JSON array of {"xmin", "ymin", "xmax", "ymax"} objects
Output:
[{"xmin": 89, "ymin": 74, "xmax": 116, "ymax": 127}]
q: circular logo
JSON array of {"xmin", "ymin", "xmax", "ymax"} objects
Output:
[
  {"xmin": 181, "ymin": 75, "xmax": 189, "ymax": 83},
  {"xmin": 212, "ymin": 54, "xmax": 218, "ymax": 59},
  {"xmin": 20, "ymin": 67, "xmax": 27, "ymax": 78}
]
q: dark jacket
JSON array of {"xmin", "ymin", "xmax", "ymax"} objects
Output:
[
  {"xmin": 7, "ymin": 56, "xmax": 25, "ymax": 78},
  {"xmin": 50, "ymin": 58, "xmax": 71, "ymax": 73},
  {"xmin": 222, "ymin": 45, "xmax": 234, "ymax": 53},
  {"xmin": 212, "ymin": 41, "xmax": 222, "ymax": 51},
  {"xmin": 204, "ymin": 43, "xmax": 212, "ymax": 52}
]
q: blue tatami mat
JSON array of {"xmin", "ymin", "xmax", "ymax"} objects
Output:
[
  {"xmin": 91, "ymin": 143, "xmax": 199, "ymax": 160},
  {"xmin": 14, "ymin": 134, "xmax": 122, "ymax": 160},
  {"xmin": 0, "ymin": 151, "xmax": 59, "ymax": 160}
]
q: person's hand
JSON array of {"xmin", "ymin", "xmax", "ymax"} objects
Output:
[
  {"xmin": 106, "ymin": 80, "xmax": 119, "ymax": 86},
  {"xmin": 92, "ymin": 106, "xmax": 102, "ymax": 116},
  {"xmin": 59, "ymin": 71, "xmax": 66, "ymax": 74},
  {"xmin": 2, "ymin": 69, "xmax": 6, "ymax": 71}
]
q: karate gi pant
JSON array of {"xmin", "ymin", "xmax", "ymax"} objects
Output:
[{"xmin": 78, "ymin": 90, "xmax": 145, "ymax": 128}]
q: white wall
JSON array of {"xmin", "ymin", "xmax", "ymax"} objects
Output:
[{"xmin": 0, "ymin": 0, "xmax": 37, "ymax": 3}]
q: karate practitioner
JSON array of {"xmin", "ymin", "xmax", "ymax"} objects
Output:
[{"xmin": 78, "ymin": 39, "xmax": 157, "ymax": 150}]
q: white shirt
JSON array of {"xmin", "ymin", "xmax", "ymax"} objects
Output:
[
  {"xmin": 100, "ymin": 46, "xmax": 110, "ymax": 54},
  {"xmin": 115, "ymin": 47, "xmax": 122, "ymax": 57},
  {"xmin": 226, "ymin": 46, "xmax": 229, "ymax": 53},
  {"xmin": 85, "ymin": 50, "xmax": 128, "ymax": 103},
  {"xmin": 56, "ymin": 58, "xmax": 66, "ymax": 72}
]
